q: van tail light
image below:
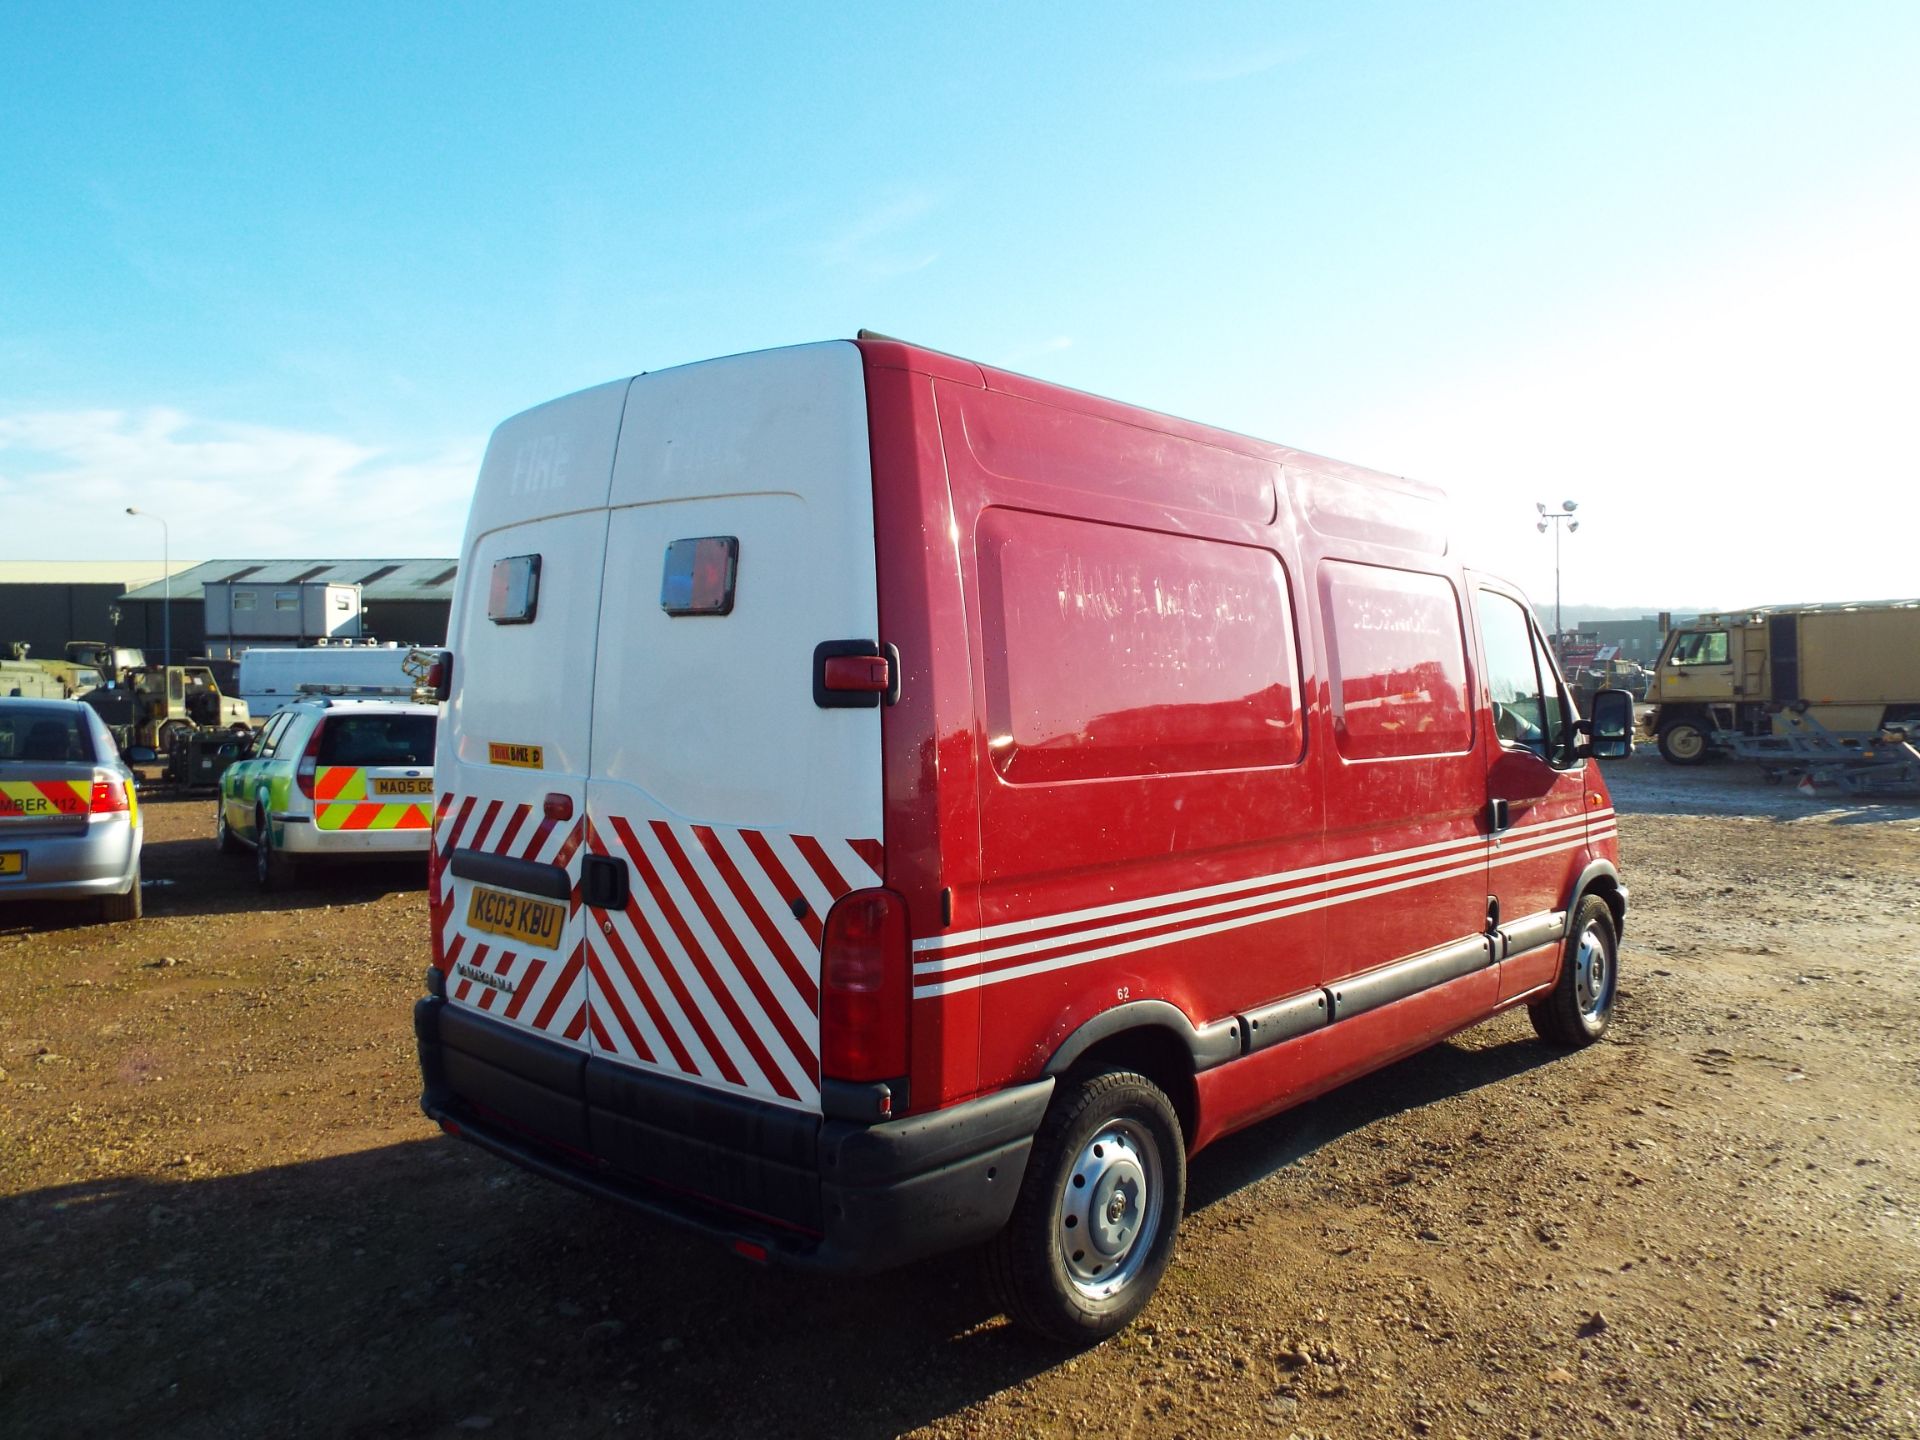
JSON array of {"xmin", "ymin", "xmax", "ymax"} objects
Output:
[
  {"xmin": 819, "ymin": 888, "xmax": 910, "ymax": 1082},
  {"xmin": 426, "ymin": 651, "xmax": 453, "ymax": 702},
  {"xmin": 296, "ymin": 721, "xmax": 325, "ymax": 799},
  {"xmin": 89, "ymin": 772, "xmax": 131, "ymax": 814}
]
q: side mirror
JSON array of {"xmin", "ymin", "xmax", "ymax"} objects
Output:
[
  {"xmin": 1579, "ymin": 689, "xmax": 1635, "ymax": 760},
  {"xmin": 126, "ymin": 746, "xmax": 159, "ymax": 764}
]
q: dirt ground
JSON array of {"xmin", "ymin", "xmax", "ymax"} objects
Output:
[{"xmin": 3, "ymin": 754, "xmax": 1916, "ymax": 1440}]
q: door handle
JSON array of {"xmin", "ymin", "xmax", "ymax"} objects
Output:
[
  {"xmin": 580, "ymin": 853, "xmax": 630, "ymax": 911},
  {"xmin": 1487, "ymin": 798, "xmax": 1511, "ymax": 834}
]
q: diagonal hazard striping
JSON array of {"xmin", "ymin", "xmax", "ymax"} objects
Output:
[
  {"xmin": 739, "ymin": 829, "xmax": 824, "ymax": 947},
  {"xmin": 691, "ymin": 824, "xmax": 819, "ymax": 1009},
  {"xmin": 591, "ymin": 908, "xmax": 707, "ymax": 1077},
  {"xmin": 529, "ymin": 940, "xmax": 585, "ymax": 1033},
  {"xmin": 650, "ymin": 820, "xmax": 817, "ymax": 1088},
  {"xmin": 607, "ymin": 815, "xmax": 791, "ymax": 1100},
  {"xmin": 584, "ymin": 947, "xmax": 659, "ymax": 1064}
]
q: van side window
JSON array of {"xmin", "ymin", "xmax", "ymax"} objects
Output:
[
  {"xmin": 1319, "ymin": 561, "xmax": 1473, "ymax": 760},
  {"xmin": 978, "ymin": 510, "xmax": 1302, "ymax": 782},
  {"xmin": 1669, "ymin": 630, "xmax": 1729, "ymax": 665},
  {"xmin": 1478, "ymin": 590, "xmax": 1574, "ymax": 763}
]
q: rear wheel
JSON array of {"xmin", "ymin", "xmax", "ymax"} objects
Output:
[
  {"xmin": 1656, "ymin": 717, "xmax": 1711, "ymax": 765},
  {"xmin": 986, "ymin": 1070, "xmax": 1185, "ymax": 1344},
  {"xmin": 93, "ymin": 863, "xmax": 143, "ymax": 924},
  {"xmin": 255, "ymin": 807, "xmax": 298, "ymax": 891},
  {"xmin": 1530, "ymin": 894, "xmax": 1618, "ymax": 1048}
]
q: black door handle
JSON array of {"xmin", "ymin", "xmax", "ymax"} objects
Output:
[
  {"xmin": 1487, "ymin": 798, "xmax": 1511, "ymax": 834},
  {"xmin": 581, "ymin": 854, "xmax": 630, "ymax": 910}
]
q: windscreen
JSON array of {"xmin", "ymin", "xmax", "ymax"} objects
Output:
[
  {"xmin": 0, "ymin": 706, "xmax": 97, "ymax": 763},
  {"xmin": 316, "ymin": 713, "xmax": 436, "ymax": 766}
]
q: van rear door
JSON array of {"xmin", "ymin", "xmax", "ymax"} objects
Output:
[
  {"xmin": 581, "ymin": 343, "xmax": 885, "ymax": 1114},
  {"xmin": 433, "ymin": 380, "xmax": 626, "ymax": 1051}
]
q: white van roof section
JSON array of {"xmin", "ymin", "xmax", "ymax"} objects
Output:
[{"xmin": 466, "ymin": 377, "xmax": 629, "ymax": 540}]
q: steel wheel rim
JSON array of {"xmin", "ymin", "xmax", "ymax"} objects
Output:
[
  {"xmin": 1574, "ymin": 921, "xmax": 1612, "ymax": 1018},
  {"xmin": 1667, "ymin": 725, "xmax": 1704, "ymax": 759},
  {"xmin": 1058, "ymin": 1117, "xmax": 1162, "ymax": 1299}
]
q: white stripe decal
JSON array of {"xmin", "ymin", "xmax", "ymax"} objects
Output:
[
  {"xmin": 914, "ymin": 807, "xmax": 1611, "ymax": 956},
  {"xmin": 917, "ymin": 812, "xmax": 1600, "ymax": 980},
  {"xmin": 913, "ymin": 830, "xmax": 1601, "ymax": 999}
]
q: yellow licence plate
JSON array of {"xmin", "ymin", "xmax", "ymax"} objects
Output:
[
  {"xmin": 371, "ymin": 776, "xmax": 434, "ymax": 797},
  {"xmin": 465, "ymin": 885, "xmax": 565, "ymax": 951},
  {"xmin": 0, "ymin": 851, "xmax": 22, "ymax": 877}
]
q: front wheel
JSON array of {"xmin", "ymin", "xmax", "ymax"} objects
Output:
[
  {"xmin": 1530, "ymin": 894, "xmax": 1619, "ymax": 1048},
  {"xmin": 986, "ymin": 1070, "xmax": 1186, "ymax": 1344},
  {"xmin": 215, "ymin": 798, "xmax": 243, "ymax": 855},
  {"xmin": 1657, "ymin": 718, "xmax": 1711, "ymax": 765}
]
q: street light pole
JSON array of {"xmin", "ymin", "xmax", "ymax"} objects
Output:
[
  {"xmin": 1535, "ymin": 500, "xmax": 1580, "ymax": 644},
  {"xmin": 126, "ymin": 507, "xmax": 170, "ymax": 666}
]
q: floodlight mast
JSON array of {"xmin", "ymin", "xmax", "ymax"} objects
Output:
[
  {"xmin": 126, "ymin": 507, "xmax": 170, "ymax": 665},
  {"xmin": 1535, "ymin": 500, "xmax": 1580, "ymax": 642}
]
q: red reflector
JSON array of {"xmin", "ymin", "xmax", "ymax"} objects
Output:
[
  {"xmin": 89, "ymin": 780, "xmax": 130, "ymax": 814},
  {"xmin": 439, "ymin": 1118, "xmax": 462, "ymax": 1137},
  {"xmin": 543, "ymin": 792, "xmax": 574, "ymax": 822},
  {"xmin": 731, "ymin": 1239, "xmax": 769, "ymax": 1264},
  {"xmin": 822, "ymin": 655, "xmax": 891, "ymax": 693},
  {"xmin": 819, "ymin": 888, "xmax": 910, "ymax": 1082}
]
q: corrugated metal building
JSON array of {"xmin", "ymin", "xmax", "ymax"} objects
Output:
[{"xmin": 0, "ymin": 559, "xmax": 456, "ymax": 664}]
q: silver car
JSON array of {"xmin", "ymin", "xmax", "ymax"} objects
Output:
[{"xmin": 0, "ymin": 699, "xmax": 144, "ymax": 923}]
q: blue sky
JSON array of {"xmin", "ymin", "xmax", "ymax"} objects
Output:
[{"xmin": 3, "ymin": 2, "xmax": 1916, "ymax": 608}]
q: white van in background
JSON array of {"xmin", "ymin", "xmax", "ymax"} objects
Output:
[{"xmin": 236, "ymin": 644, "xmax": 419, "ymax": 720}]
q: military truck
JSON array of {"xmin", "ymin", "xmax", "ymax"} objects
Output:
[
  {"xmin": 1, "ymin": 642, "xmax": 106, "ymax": 699},
  {"xmin": 68, "ymin": 642, "xmax": 251, "ymax": 782},
  {"xmin": 1643, "ymin": 599, "xmax": 1920, "ymax": 764}
]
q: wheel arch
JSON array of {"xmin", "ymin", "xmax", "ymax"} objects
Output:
[
  {"xmin": 1568, "ymin": 858, "xmax": 1627, "ymax": 940},
  {"xmin": 1042, "ymin": 1001, "xmax": 1241, "ymax": 1147}
]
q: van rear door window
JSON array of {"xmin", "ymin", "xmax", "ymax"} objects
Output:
[
  {"xmin": 1320, "ymin": 561, "xmax": 1472, "ymax": 760},
  {"xmin": 977, "ymin": 510, "xmax": 1302, "ymax": 783}
]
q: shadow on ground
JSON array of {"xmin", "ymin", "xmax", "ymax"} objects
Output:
[{"xmin": 0, "ymin": 1026, "xmax": 1565, "ymax": 1440}]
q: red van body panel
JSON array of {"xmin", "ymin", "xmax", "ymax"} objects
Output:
[{"xmin": 854, "ymin": 336, "xmax": 1622, "ymax": 1144}]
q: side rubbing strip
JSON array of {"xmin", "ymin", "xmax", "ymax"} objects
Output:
[
  {"xmin": 1497, "ymin": 909, "xmax": 1567, "ymax": 959},
  {"xmin": 450, "ymin": 849, "xmax": 573, "ymax": 901},
  {"xmin": 1241, "ymin": 989, "xmax": 1329, "ymax": 1054},
  {"xmin": 1329, "ymin": 935, "xmax": 1493, "ymax": 1022}
]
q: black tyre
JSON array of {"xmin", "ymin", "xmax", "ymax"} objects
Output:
[
  {"xmin": 1656, "ymin": 718, "xmax": 1711, "ymax": 766},
  {"xmin": 986, "ymin": 1069, "xmax": 1185, "ymax": 1344},
  {"xmin": 255, "ymin": 808, "xmax": 297, "ymax": 891},
  {"xmin": 215, "ymin": 798, "xmax": 243, "ymax": 855},
  {"xmin": 1530, "ymin": 894, "xmax": 1618, "ymax": 1048},
  {"xmin": 93, "ymin": 863, "xmax": 143, "ymax": 924}
]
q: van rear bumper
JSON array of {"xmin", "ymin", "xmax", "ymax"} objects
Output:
[{"xmin": 415, "ymin": 996, "xmax": 1049, "ymax": 1273}]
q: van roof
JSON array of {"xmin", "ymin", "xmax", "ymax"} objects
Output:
[{"xmin": 852, "ymin": 331, "xmax": 1443, "ymax": 507}]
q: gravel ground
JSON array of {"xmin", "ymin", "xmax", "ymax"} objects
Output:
[{"xmin": 2, "ymin": 752, "xmax": 1916, "ymax": 1439}]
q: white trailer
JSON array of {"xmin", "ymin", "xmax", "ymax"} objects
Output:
[{"xmin": 235, "ymin": 645, "xmax": 416, "ymax": 720}]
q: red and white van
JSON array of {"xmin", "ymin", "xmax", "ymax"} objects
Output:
[{"xmin": 414, "ymin": 335, "xmax": 1635, "ymax": 1342}]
